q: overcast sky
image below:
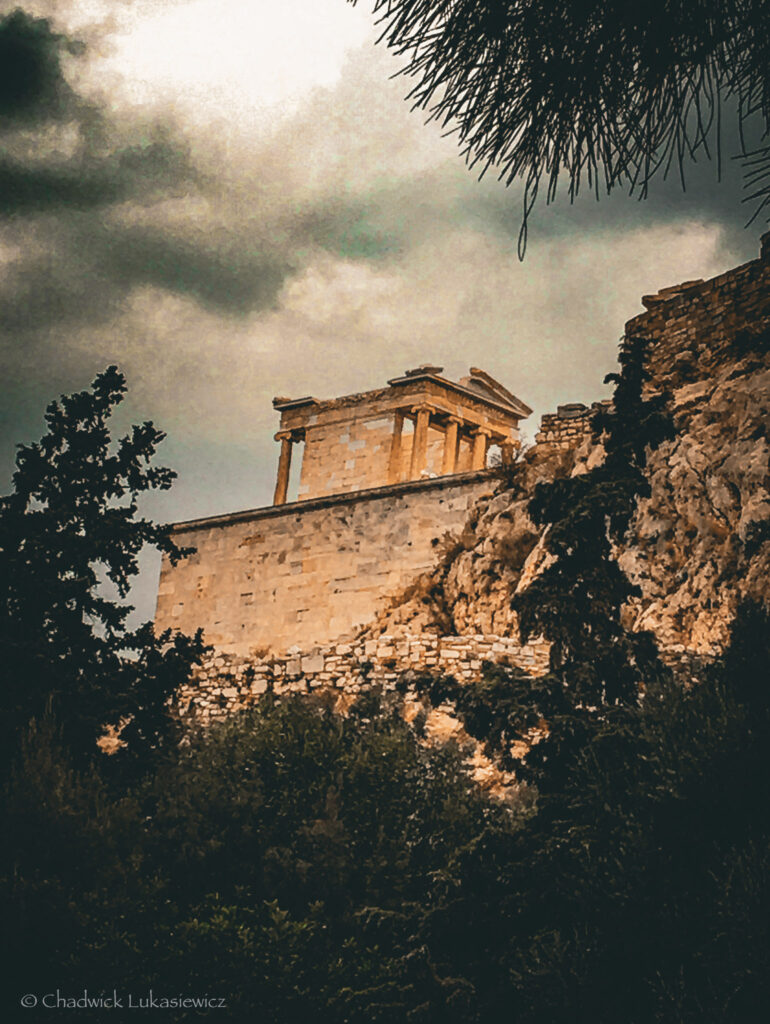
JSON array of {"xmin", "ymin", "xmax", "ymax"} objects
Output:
[{"xmin": 0, "ymin": 0, "xmax": 765, "ymax": 618}]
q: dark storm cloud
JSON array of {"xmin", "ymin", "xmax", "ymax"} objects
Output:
[
  {"xmin": 0, "ymin": 132, "xmax": 196, "ymax": 218},
  {"xmin": 0, "ymin": 245, "xmax": 118, "ymax": 335},
  {"xmin": 298, "ymin": 190, "xmax": 413, "ymax": 261},
  {"xmin": 0, "ymin": 8, "xmax": 80, "ymax": 123},
  {"xmin": 0, "ymin": 11, "xmax": 408, "ymax": 338},
  {"xmin": 0, "ymin": 159, "xmax": 122, "ymax": 213},
  {"xmin": 0, "ymin": 3, "xmax": 754, "ymax": 357},
  {"xmin": 0, "ymin": 6, "xmax": 260, "ymax": 336},
  {"xmin": 100, "ymin": 227, "xmax": 294, "ymax": 315}
]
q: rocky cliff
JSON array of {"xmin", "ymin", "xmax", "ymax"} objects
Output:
[{"xmin": 370, "ymin": 239, "xmax": 770, "ymax": 660}]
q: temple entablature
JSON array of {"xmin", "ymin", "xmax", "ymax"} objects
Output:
[{"xmin": 271, "ymin": 365, "xmax": 532, "ymax": 505}]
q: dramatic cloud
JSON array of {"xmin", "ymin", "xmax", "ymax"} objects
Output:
[
  {"xmin": 0, "ymin": 7, "xmax": 80, "ymax": 122},
  {"xmin": 1, "ymin": 0, "xmax": 764, "ymax": 560}
]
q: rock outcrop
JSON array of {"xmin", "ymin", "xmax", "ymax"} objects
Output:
[
  {"xmin": 370, "ymin": 239, "xmax": 770, "ymax": 660},
  {"xmin": 369, "ymin": 445, "xmax": 573, "ymax": 638},
  {"xmin": 620, "ymin": 243, "xmax": 770, "ymax": 655}
]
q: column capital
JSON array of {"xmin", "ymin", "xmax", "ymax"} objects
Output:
[
  {"xmin": 275, "ymin": 429, "xmax": 305, "ymax": 443},
  {"xmin": 445, "ymin": 414, "xmax": 464, "ymax": 426},
  {"xmin": 410, "ymin": 402, "xmax": 435, "ymax": 416},
  {"xmin": 470, "ymin": 424, "xmax": 492, "ymax": 438}
]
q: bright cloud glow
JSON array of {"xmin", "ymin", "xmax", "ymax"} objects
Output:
[{"xmin": 96, "ymin": 0, "xmax": 378, "ymax": 121}]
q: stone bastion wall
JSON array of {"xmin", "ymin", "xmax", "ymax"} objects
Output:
[
  {"xmin": 177, "ymin": 632, "xmax": 552, "ymax": 722},
  {"xmin": 156, "ymin": 472, "xmax": 498, "ymax": 657},
  {"xmin": 158, "ymin": 403, "xmax": 596, "ymax": 721},
  {"xmin": 156, "ymin": 404, "xmax": 599, "ymax": 661}
]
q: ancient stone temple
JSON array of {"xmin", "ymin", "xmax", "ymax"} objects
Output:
[
  {"xmin": 272, "ymin": 365, "xmax": 531, "ymax": 503},
  {"xmin": 155, "ymin": 366, "xmax": 532, "ymax": 656}
]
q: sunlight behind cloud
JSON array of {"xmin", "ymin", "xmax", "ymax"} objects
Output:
[{"xmin": 99, "ymin": 0, "xmax": 377, "ymax": 122}]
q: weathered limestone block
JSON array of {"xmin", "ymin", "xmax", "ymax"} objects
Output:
[{"xmin": 300, "ymin": 652, "xmax": 325, "ymax": 674}]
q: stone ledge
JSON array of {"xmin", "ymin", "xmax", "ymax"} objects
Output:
[{"xmin": 168, "ymin": 469, "xmax": 499, "ymax": 534}]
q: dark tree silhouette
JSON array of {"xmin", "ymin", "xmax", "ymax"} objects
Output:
[
  {"xmin": 0, "ymin": 366, "xmax": 204, "ymax": 768},
  {"xmin": 354, "ymin": 1, "xmax": 770, "ymax": 252}
]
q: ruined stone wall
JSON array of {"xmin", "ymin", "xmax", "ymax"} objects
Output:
[
  {"xmin": 178, "ymin": 632, "xmax": 551, "ymax": 722},
  {"xmin": 534, "ymin": 401, "xmax": 609, "ymax": 453},
  {"xmin": 632, "ymin": 246, "xmax": 770, "ymax": 387},
  {"xmin": 156, "ymin": 472, "xmax": 498, "ymax": 657}
]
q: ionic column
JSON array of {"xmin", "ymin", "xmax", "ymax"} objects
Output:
[
  {"xmin": 387, "ymin": 410, "xmax": 405, "ymax": 484},
  {"xmin": 471, "ymin": 427, "xmax": 491, "ymax": 471},
  {"xmin": 273, "ymin": 430, "xmax": 293, "ymax": 506},
  {"xmin": 409, "ymin": 404, "xmax": 432, "ymax": 480},
  {"xmin": 442, "ymin": 416, "xmax": 462, "ymax": 475}
]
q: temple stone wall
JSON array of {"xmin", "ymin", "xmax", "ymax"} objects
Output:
[
  {"xmin": 296, "ymin": 405, "xmax": 395, "ymax": 500},
  {"xmin": 295, "ymin": 410, "xmax": 451, "ymax": 501},
  {"xmin": 156, "ymin": 472, "xmax": 497, "ymax": 657}
]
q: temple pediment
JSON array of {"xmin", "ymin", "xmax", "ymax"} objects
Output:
[{"xmin": 459, "ymin": 367, "xmax": 533, "ymax": 418}]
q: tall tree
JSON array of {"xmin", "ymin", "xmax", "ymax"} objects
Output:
[
  {"xmin": 0, "ymin": 366, "xmax": 204, "ymax": 768},
  {"xmin": 355, "ymin": 1, "xmax": 770, "ymax": 252}
]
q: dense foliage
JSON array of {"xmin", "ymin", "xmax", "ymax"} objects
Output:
[
  {"xmin": 3, "ymin": 616, "xmax": 770, "ymax": 1022},
  {"xmin": 2, "ymin": 694, "xmax": 510, "ymax": 1022},
  {"xmin": 422, "ymin": 334, "xmax": 673, "ymax": 789}
]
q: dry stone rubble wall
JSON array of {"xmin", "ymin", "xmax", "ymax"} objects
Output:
[{"xmin": 180, "ymin": 633, "xmax": 551, "ymax": 722}]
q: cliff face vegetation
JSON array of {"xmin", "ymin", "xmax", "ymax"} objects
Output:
[
  {"xmin": 373, "ymin": 246, "xmax": 770, "ymax": 662},
  {"xmin": 373, "ymin": 445, "xmax": 571, "ymax": 637}
]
